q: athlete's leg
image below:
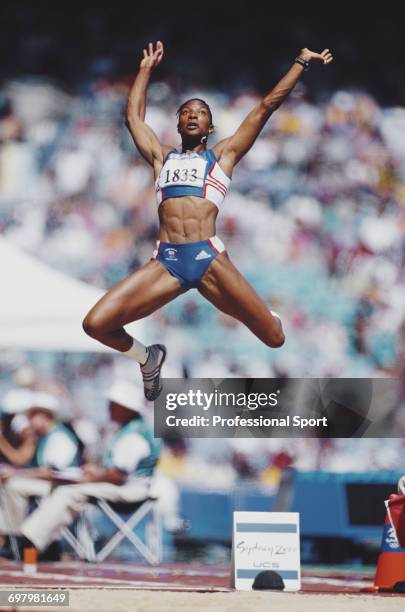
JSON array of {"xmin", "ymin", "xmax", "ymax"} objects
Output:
[
  {"xmin": 198, "ymin": 253, "xmax": 285, "ymax": 348},
  {"xmin": 82, "ymin": 260, "xmax": 185, "ymax": 354}
]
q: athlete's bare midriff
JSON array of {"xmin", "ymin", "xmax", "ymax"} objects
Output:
[{"xmin": 157, "ymin": 195, "xmax": 218, "ymax": 243}]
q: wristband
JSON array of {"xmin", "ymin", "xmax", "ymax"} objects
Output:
[{"xmin": 294, "ymin": 57, "xmax": 310, "ymax": 71}]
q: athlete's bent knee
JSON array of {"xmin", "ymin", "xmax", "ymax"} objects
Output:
[
  {"xmin": 82, "ymin": 311, "xmax": 105, "ymax": 340},
  {"xmin": 263, "ymin": 322, "xmax": 285, "ymax": 348},
  {"xmin": 269, "ymin": 329, "xmax": 285, "ymax": 348}
]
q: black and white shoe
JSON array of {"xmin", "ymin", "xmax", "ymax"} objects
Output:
[{"xmin": 140, "ymin": 344, "xmax": 167, "ymax": 401}]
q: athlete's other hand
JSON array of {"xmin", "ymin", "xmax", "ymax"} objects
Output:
[
  {"xmin": 299, "ymin": 48, "xmax": 333, "ymax": 65},
  {"xmin": 140, "ymin": 41, "xmax": 164, "ymax": 71}
]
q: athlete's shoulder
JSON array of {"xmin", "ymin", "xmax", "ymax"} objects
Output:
[
  {"xmin": 199, "ymin": 148, "xmax": 217, "ymax": 165},
  {"xmin": 162, "ymin": 145, "xmax": 178, "ymax": 159},
  {"xmin": 212, "ymin": 138, "xmax": 230, "ymax": 159}
]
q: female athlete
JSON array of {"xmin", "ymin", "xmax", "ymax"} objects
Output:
[{"xmin": 83, "ymin": 42, "xmax": 333, "ymax": 400}]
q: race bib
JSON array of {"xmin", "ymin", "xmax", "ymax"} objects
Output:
[{"xmin": 159, "ymin": 155, "xmax": 207, "ymax": 189}]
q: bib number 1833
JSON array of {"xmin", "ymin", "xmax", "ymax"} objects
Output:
[{"xmin": 165, "ymin": 168, "xmax": 197, "ymax": 183}]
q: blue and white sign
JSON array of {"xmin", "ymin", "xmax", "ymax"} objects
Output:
[{"xmin": 232, "ymin": 511, "xmax": 301, "ymax": 591}]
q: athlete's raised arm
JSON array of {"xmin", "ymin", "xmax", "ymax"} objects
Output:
[
  {"xmin": 216, "ymin": 48, "xmax": 333, "ymax": 175},
  {"xmin": 126, "ymin": 41, "xmax": 171, "ymax": 168}
]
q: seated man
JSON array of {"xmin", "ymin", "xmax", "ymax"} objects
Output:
[
  {"xmin": 19, "ymin": 380, "xmax": 161, "ymax": 555},
  {"xmin": 0, "ymin": 391, "xmax": 81, "ymax": 550}
]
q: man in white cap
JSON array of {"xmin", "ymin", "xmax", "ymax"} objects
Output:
[
  {"xmin": 26, "ymin": 392, "xmax": 80, "ymax": 471},
  {"xmin": 18, "ymin": 380, "xmax": 161, "ymax": 556},
  {"xmin": 0, "ymin": 391, "xmax": 81, "ymax": 556}
]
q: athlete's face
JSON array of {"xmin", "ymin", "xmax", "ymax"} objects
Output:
[{"xmin": 177, "ymin": 100, "xmax": 213, "ymax": 140}]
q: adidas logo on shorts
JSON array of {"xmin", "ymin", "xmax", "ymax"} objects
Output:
[{"xmin": 195, "ymin": 250, "xmax": 211, "ymax": 260}]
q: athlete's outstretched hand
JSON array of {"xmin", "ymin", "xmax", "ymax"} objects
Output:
[
  {"xmin": 140, "ymin": 41, "xmax": 164, "ymax": 71},
  {"xmin": 299, "ymin": 48, "xmax": 333, "ymax": 65}
]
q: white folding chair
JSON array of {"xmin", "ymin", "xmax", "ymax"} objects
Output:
[{"xmin": 62, "ymin": 496, "xmax": 162, "ymax": 564}]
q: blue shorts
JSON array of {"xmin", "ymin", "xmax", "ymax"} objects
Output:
[{"xmin": 152, "ymin": 235, "xmax": 225, "ymax": 289}]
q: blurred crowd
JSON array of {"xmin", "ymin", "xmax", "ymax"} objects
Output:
[{"xmin": 0, "ymin": 76, "xmax": 404, "ymax": 480}]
